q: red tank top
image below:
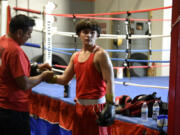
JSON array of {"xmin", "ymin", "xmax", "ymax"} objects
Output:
[{"xmin": 73, "ymin": 47, "xmax": 106, "ymax": 99}]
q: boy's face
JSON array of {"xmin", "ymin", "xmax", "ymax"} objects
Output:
[{"xmin": 79, "ymin": 28, "xmax": 98, "ymax": 46}]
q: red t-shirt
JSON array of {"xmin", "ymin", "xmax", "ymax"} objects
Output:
[
  {"xmin": 73, "ymin": 47, "xmax": 106, "ymax": 99},
  {"xmin": 0, "ymin": 35, "xmax": 31, "ymax": 112}
]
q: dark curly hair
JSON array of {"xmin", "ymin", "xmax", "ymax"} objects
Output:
[
  {"xmin": 75, "ymin": 19, "xmax": 101, "ymax": 37},
  {"xmin": 9, "ymin": 14, "xmax": 35, "ymax": 34}
]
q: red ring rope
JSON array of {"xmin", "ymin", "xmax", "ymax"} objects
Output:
[
  {"xmin": 13, "ymin": 6, "xmax": 172, "ymax": 22},
  {"xmin": 14, "ymin": 6, "xmax": 171, "ymax": 16}
]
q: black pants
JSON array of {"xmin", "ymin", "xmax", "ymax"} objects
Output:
[{"xmin": 0, "ymin": 107, "xmax": 30, "ymax": 135}]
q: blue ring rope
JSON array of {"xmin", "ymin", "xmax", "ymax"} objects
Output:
[
  {"xmin": 24, "ymin": 43, "xmax": 170, "ymax": 63},
  {"xmin": 24, "ymin": 43, "xmax": 170, "ymax": 53},
  {"xmin": 24, "ymin": 43, "xmax": 41, "ymax": 48},
  {"xmin": 52, "ymin": 47, "xmax": 169, "ymax": 53}
]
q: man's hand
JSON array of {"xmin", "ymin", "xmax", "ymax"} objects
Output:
[
  {"xmin": 30, "ymin": 62, "xmax": 52, "ymax": 76},
  {"xmin": 38, "ymin": 63, "xmax": 52, "ymax": 71},
  {"xmin": 41, "ymin": 71, "xmax": 54, "ymax": 82}
]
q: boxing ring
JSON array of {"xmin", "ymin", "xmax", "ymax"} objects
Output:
[
  {"xmin": 1, "ymin": 1, "xmax": 175, "ymax": 135},
  {"xmin": 18, "ymin": 4, "xmax": 170, "ymax": 135},
  {"xmin": 30, "ymin": 77, "xmax": 168, "ymax": 135}
]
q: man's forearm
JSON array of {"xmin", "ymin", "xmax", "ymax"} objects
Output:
[{"xmin": 26, "ymin": 74, "xmax": 44, "ymax": 89}]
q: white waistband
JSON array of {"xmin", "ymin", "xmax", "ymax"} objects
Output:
[{"xmin": 77, "ymin": 96, "xmax": 106, "ymax": 105}]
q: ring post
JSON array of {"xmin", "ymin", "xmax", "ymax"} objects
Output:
[{"xmin": 43, "ymin": 2, "xmax": 55, "ymax": 66}]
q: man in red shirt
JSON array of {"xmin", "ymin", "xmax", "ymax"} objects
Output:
[
  {"xmin": 0, "ymin": 14, "xmax": 54, "ymax": 135},
  {"xmin": 48, "ymin": 19, "xmax": 115, "ymax": 135}
]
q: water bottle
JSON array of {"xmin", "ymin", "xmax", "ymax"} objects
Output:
[
  {"xmin": 141, "ymin": 102, "xmax": 148, "ymax": 120},
  {"xmin": 152, "ymin": 101, "xmax": 160, "ymax": 120}
]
